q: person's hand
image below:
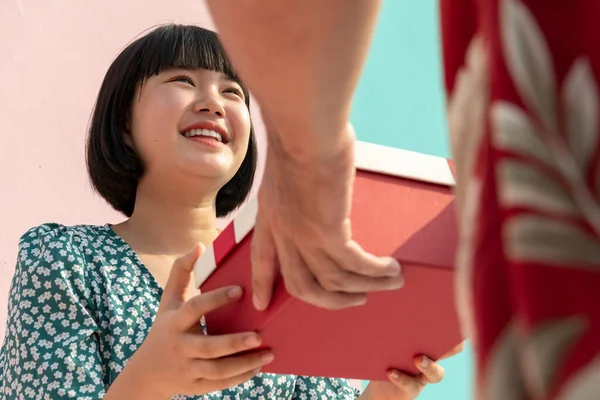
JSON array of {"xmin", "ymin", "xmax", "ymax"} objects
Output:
[
  {"xmin": 251, "ymin": 122, "xmax": 404, "ymax": 311},
  {"xmin": 121, "ymin": 245, "xmax": 274, "ymax": 399},
  {"xmin": 362, "ymin": 343, "xmax": 465, "ymax": 399}
]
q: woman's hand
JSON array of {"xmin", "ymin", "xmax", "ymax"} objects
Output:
[
  {"xmin": 107, "ymin": 245, "xmax": 274, "ymax": 400},
  {"xmin": 362, "ymin": 343, "xmax": 465, "ymax": 399}
]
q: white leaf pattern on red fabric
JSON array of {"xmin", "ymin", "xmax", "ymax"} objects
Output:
[
  {"xmin": 497, "ymin": 0, "xmax": 600, "ymax": 265},
  {"xmin": 564, "ymin": 59, "xmax": 600, "ymax": 173},
  {"xmin": 501, "ymin": 0, "xmax": 556, "ymax": 130},
  {"xmin": 555, "ymin": 357, "xmax": 600, "ymax": 400},
  {"xmin": 479, "ymin": 0, "xmax": 600, "ymax": 398},
  {"xmin": 505, "ymin": 216, "xmax": 600, "ymax": 266},
  {"xmin": 497, "ymin": 159, "xmax": 579, "ymax": 216},
  {"xmin": 491, "ymin": 103, "xmax": 553, "ymax": 167},
  {"xmin": 523, "ymin": 317, "xmax": 587, "ymax": 398},
  {"xmin": 482, "ymin": 321, "xmax": 526, "ymax": 400},
  {"xmin": 500, "ymin": 0, "xmax": 600, "ymax": 236}
]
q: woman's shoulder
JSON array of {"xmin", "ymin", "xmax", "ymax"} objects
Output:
[
  {"xmin": 18, "ymin": 222, "xmax": 126, "ymax": 254},
  {"xmin": 19, "ymin": 222, "xmax": 112, "ymax": 245},
  {"xmin": 17, "ymin": 223, "xmax": 130, "ymax": 270},
  {"xmin": 13, "ymin": 223, "xmax": 134, "ymax": 305}
]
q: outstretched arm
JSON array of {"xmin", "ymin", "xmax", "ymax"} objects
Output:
[
  {"xmin": 207, "ymin": 0, "xmax": 381, "ymax": 160},
  {"xmin": 208, "ymin": 1, "xmax": 403, "ymax": 311}
]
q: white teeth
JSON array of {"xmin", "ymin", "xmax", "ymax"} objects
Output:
[{"xmin": 183, "ymin": 129, "xmax": 223, "ymax": 142}]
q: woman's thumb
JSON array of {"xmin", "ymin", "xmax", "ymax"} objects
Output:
[{"xmin": 159, "ymin": 243, "xmax": 205, "ymax": 312}]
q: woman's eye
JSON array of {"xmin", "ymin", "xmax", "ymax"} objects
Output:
[
  {"xmin": 172, "ymin": 75, "xmax": 195, "ymax": 86},
  {"xmin": 224, "ymin": 87, "xmax": 244, "ymax": 99}
]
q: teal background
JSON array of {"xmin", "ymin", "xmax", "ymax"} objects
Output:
[{"xmin": 350, "ymin": 1, "xmax": 474, "ymax": 399}]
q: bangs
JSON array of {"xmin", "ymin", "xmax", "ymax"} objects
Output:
[{"xmin": 134, "ymin": 25, "xmax": 245, "ymax": 93}]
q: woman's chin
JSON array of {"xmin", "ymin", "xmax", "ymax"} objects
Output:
[
  {"xmin": 176, "ymin": 163, "xmax": 235, "ymax": 184},
  {"xmin": 180, "ymin": 153, "xmax": 230, "ymax": 171}
]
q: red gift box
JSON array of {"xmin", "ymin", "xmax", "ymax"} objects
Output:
[{"xmin": 194, "ymin": 141, "xmax": 462, "ymax": 381}]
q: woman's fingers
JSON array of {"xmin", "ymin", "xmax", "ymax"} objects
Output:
[
  {"xmin": 386, "ymin": 355, "xmax": 447, "ymax": 397},
  {"xmin": 415, "ymin": 356, "xmax": 445, "ymax": 384},
  {"xmin": 387, "ymin": 369, "xmax": 426, "ymax": 397},
  {"xmin": 159, "ymin": 244, "xmax": 204, "ymax": 313},
  {"xmin": 191, "ymin": 350, "xmax": 274, "ymax": 380},
  {"xmin": 182, "ymin": 331, "xmax": 263, "ymax": 359},
  {"xmin": 191, "ymin": 369, "xmax": 261, "ymax": 395},
  {"xmin": 175, "ymin": 286, "xmax": 243, "ymax": 330}
]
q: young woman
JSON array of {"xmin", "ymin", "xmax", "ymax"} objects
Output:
[{"xmin": 0, "ymin": 25, "xmax": 448, "ymax": 399}]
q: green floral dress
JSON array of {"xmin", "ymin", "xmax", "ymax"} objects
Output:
[{"xmin": 0, "ymin": 224, "xmax": 361, "ymax": 400}]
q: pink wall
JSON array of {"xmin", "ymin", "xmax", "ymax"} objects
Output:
[{"xmin": 0, "ymin": 0, "xmax": 267, "ymax": 340}]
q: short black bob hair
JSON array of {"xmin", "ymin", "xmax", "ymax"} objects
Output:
[{"xmin": 87, "ymin": 24, "xmax": 257, "ymax": 218}]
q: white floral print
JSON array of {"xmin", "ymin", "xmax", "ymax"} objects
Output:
[{"xmin": 0, "ymin": 224, "xmax": 360, "ymax": 400}]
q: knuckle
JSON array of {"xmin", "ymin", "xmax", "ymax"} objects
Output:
[
  {"xmin": 318, "ymin": 272, "xmax": 346, "ymax": 291},
  {"xmin": 196, "ymin": 339, "xmax": 213, "ymax": 358},
  {"xmin": 175, "ymin": 362, "xmax": 191, "ymax": 381},
  {"xmin": 165, "ymin": 318, "xmax": 182, "ymax": 338},
  {"xmin": 392, "ymin": 373, "xmax": 410, "ymax": 388},
  {"xmin": 285, "ymin": 278, "xmax": 314, "ymax": 301},
  {"xmin": 250, "ymin": 239, "xmax": 261, "ymax": 264},
  {"xmin": 377, "ymin": 276, "xmax": 401, "ymax": 292},
  {"xmin": 251, "ymin": 239, "xmax": 274, "ymax": 267},
  {"xmin": 283, "ymin": 277, "xmax": 303, "ymax": 297},
  {"xmin": 184, "ymin": 295, "xmax": 199, "ymax": 310},
  {"xmin": 252, "ymin": 276, "xmax": 263, "ymax": 291},
  {"xmin": 172, "ymin": 256, "xmax": 189, "ymax": 272},
  {"xmin": 184, "ymin": 297, "xmax": 202, "ymax": 318},
  {"xmin": 172, "ymin": 337, "xmax": 185, "ymax": 356},
  {"xmin": 202, "ymin": 361, "xmax": 224, "ymax": 379},
  {"xmin": 229, "ymin": 336, "xmax": 243, "ymax": 353},
  {"xmin": 432, "ymin": 368, "xmax": 445, "ymax": 383},
  {"xmin": 236, "ymin": 334, "xmax": 254, "ymax": 351}
]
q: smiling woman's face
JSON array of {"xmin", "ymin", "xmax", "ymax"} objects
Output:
[{"xmin": 128, "ymin": 68, "xmax": 251, "ymax": 187}]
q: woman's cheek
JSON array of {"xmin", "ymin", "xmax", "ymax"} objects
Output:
[{"xmin": 234, "ymin": 107, "xmax": 252, "ymax": 140}]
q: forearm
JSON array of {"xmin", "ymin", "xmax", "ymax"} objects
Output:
[
  {"xmin": 207, "ymin": 0, "xmax": 382, "ymax": 161},
  {"xmin": 104, "ymin": 355, "xmax": 168, "ymax": 400}
]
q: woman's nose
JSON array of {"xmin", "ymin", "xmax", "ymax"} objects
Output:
[{"xmin": 193, "ymin": 92, "xmax": 226, "ymax": 117}]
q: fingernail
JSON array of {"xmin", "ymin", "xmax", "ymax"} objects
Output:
[
  {"xmin": 253, "ymin": 294, "xmax": 265, "ymax": 310},
  {"xmin": 244, "ymin": 334, "xmax": 261, "ymax": 347},
  {"xmin": 384, "ymin": 257, "xmax": 401, "ymax": 275},
  {"xmin": 251, "ymin": 368, "xmax": 262, "ymax": 374},
  {"xmin": 389, "ymin": 369, "xmax": 400, "ymax": 380},
  {"xmin": 355, "ymin": 297, "xmax": 368, "ymax": 307},
  {"xmin": 261, "ymin": 352, "xmax": 274, "ymax": 364},
  {"xmin": 228, "ymin": 287, "xmax": 242, "ymax": 299},
  {"xmin": 420, "ymin": 356, "xmax": 430, "ymax": 368}
]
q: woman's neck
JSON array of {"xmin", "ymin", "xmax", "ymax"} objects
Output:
[{"xmin": 113, "ymin": 178, "xmax": 222, "ymax": 257}]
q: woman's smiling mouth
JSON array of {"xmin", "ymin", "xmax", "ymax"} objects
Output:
[{"xmin": 182, "ymin": 128, "xmax": 223, "ymax": 142}]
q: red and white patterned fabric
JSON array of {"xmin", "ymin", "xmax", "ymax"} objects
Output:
[{"xmin": 441, "ymin": 0, "xmax": 600, "ymax": 398}]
